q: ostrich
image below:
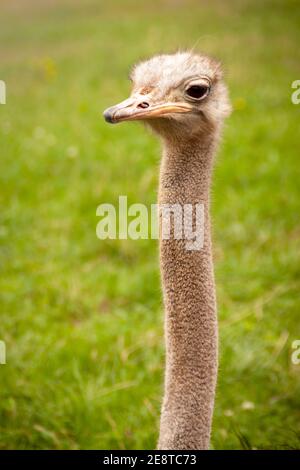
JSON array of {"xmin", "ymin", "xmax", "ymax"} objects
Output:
[{"xmin": 103, "ymin": 52, "xmax": 231, "ymax": 450}]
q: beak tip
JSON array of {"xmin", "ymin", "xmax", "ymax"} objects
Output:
[{"xmin": 103, "ymin": 108, "xmax": 115, "ymax": 124}]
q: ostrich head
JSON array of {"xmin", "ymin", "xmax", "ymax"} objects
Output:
[{"xmin": 103, "ymin": 52, "xmax": 231, "ymax": 140}]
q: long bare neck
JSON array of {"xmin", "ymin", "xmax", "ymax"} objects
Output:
[{"xmin": 157, "ymin": 129, "xmax": 219, "ymax": 450}]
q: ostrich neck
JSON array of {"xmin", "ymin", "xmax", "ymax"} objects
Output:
[{"xmin": 158, "ymin": 130, "xmax": 218, "ymax": 450}]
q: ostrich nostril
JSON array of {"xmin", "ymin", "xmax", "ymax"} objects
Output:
[{"xmin": 137, "ymin": 101, "xmax": 149, "ymax": 109}]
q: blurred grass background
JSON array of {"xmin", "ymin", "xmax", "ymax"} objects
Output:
[{"xmin": 0, "ymin": 0, "xmax": 300, "ymax": 450}]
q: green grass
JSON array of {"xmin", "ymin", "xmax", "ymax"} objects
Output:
[{"xmin": 1, "ymin": 0, "xmax": 300, "ymax": 450}]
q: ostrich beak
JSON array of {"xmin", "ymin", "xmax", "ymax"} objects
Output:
[{"xmin": 103, "ymin": 96, "xmax": 193, "ymax": 124}]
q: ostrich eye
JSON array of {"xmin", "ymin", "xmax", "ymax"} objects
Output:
[{"xmin": 185, "ymin": 85, "xmax": 209, "ymax": 100}]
